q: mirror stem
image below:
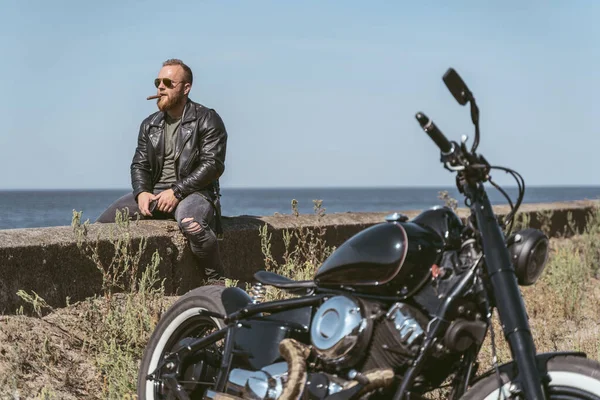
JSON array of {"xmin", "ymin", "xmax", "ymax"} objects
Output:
[{"xmin": 466, "ymin": 94, "xmax": 480, "ymax": 153}]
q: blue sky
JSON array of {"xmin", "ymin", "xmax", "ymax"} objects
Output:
[{"xmin": 1, "ymin": 1, "xmax": 598, "ymax": 189}]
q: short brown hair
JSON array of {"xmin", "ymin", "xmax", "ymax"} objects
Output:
[{"xmin": 162, "ymin": 59, "xmax": 193, "ymax": 85}]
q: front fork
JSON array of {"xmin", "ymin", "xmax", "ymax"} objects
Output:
[{"xmin": 465, "ymin": 182, "xmax": 549, "ymax": 399}]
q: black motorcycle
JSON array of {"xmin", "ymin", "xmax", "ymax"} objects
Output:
[{"xmin": 137, "ymin": 68, "xmax": 600, "ymax": 400}]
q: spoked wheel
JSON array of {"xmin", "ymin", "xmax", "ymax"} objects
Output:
[
  {"xmin": 137, "ymin": 286, "xmax": 227, "ymax": 400},
  {"xmin": 461, "ymin": 356, "xmax": 600, "ymax": 399}
]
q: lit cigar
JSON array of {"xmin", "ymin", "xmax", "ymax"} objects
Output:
[{"xmin": 147, "ymin": 94, "xmax": 161, "ymax": 100}]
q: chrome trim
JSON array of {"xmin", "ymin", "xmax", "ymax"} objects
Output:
[
  {"xmin": 203, "ymin": 390, "xmax": 217, "ymax": 399},
  {"xmin": 310, "ymin": 296, "xmax": 367, "ymax": 361},
  {"xmin": 262, "ymin": 362, "xmax": 288, "ymax": 397},
  {"xmin": 386, "ymin": 303, "xmax": 425, "ymax": 346},
  {"xmin": 247, "ymin": 375, "xmax": 269, "ymax": 399},
  {"xmin": 328, "ymin": 380, "xmax": 344, "ymax": 395},
  {"xmin": 385, "ymin": 212, "xmax": 409, "ymax": 222},
  {"xmin": 226, "ymin": 362, "xmax": 289, "ymax": 400},
  {"xmin": 250, "ymin": 282, "xmax": 266, "ymax": 304},
  {"xmin": 262, "ymin": 361, "xmax": 288, "ymax": 378}
]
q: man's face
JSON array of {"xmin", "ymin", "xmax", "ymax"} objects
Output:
[{"xmin": 155, "ymin": 65, "xmax": 190, "ymax": 112}]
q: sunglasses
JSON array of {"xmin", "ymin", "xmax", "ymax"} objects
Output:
[{"xmin": 154, "ymin": 78, "xmax": 184, "ymax": 88}]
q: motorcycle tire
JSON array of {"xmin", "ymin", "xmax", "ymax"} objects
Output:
[
  {"xmin": 136, "ymin": 285, "xmax": 227, "ymax": 400},
  {"xmin": 461, "ymin": 355, "xmax": 600, "ymax": 399}
]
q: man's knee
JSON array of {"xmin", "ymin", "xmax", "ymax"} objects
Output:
[
  {"xmin": 180, "ymin": 217, "xmax": 217, "ymax": 256},
  {"xmin": 181, "ymin": 217, "xmax": 203, "ymax": 233}
]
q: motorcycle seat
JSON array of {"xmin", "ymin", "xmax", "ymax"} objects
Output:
[{"xmin": 253, "ymin": 270, "xmax": 317, "ymax": 289}]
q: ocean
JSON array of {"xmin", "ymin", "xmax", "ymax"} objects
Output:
[{"xmin": 0, "ymin": 186, "xmax": 599, "ymax": 230}]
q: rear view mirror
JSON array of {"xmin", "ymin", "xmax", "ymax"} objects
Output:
[{"xmin": 443, "ymin": 68, "xmax": 471, "ymax": 106}]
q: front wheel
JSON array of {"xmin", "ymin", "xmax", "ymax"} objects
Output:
[
  {"xmin": 461, "ymin": 356, "xmax": 600, "ymax": 399},
  {"xmin": 137, "ymin": 285, "xmax": 227, "ymax": 400}
]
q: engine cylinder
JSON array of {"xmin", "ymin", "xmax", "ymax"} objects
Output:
[{"xmin": 362, "ymin": 302, "xmax": 428, "ymax": 372}]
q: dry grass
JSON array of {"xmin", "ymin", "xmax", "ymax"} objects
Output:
[
  {"xmin": 0, "ymin": 210, "xmax": 173, "ymax": 399},
  {"xmin": 477, "ymin": 238, "xmax": 600, "ymax": 368},
  {"xmin": 257, "ymin": 199, "xmax": 335, "ymax": 301}
]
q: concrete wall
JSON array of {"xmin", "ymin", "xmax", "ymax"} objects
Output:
[{"xmin": 0, "ymin": 200, "xmax": 598, "ymax": 314}]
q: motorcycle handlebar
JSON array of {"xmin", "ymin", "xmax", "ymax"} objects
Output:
[{"xmin": 415, "ymin": 112, "xmax": 453, "ymax": 154}]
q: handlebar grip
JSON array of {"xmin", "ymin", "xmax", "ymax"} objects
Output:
[{"xmin": 415, "ymin": 112, "xmax": 453, "ymax": 154}]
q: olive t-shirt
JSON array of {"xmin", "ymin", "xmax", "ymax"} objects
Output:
[{"xmin": 156, "ymin": 115, "xmax": 181, "ymax": 187}]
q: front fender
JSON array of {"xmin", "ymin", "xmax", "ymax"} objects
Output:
[{"xmin": 471, "ymin": 351, "xmax": 587, "ymax": 386}]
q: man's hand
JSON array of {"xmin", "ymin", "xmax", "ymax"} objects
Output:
[
  {"xmin": 153, "ymin": 189, "xmax": 180, "ymax": 214},
  {"xmin": 137, "ymin": 192, "xmax": 155, "ymax": 216}
]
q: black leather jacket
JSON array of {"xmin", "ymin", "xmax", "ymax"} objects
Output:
[{"xmin": 131, "ymin": 98, "xmax": 227, "ymax": 201}]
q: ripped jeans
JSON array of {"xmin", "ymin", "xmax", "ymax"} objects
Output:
[{"xmin": 96, "ymin": 190, "xmax": 222, "ymax": 280}]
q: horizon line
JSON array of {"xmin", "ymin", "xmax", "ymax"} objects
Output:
[{"xmin": 1, "ymin": 184, "xmax": 600, "ymax": 191}]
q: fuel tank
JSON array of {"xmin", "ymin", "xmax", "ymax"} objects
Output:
[{"xmin": 314, "ymin": 219, "xmax": 444, "ymax": 297}]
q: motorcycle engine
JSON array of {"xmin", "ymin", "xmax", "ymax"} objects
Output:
[
  {"xmin": 310, "ymin": 296, "xmax": 430, "ymax": 373},
  {"xmin": 214, "ymin": 297, "xmax": 431, "ymax": 400}
]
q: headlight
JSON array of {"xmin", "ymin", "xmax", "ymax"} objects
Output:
[{"xmin": 506, "ymin": 228, "xmax": 549, "ymax": 286}]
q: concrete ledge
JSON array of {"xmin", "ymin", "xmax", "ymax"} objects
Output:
[{"xmin": 1, "ymin": 200, "xmax": 598, "ymax": 314}]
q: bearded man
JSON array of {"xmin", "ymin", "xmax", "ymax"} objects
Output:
[{"xmin": 97, "ymin": 58, "xmax": 228, "ymax": 280}]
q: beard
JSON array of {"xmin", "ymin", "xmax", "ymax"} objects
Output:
[{"xmin": 157, "ymin": 92, "xmax": 185, "ymax": 112}]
